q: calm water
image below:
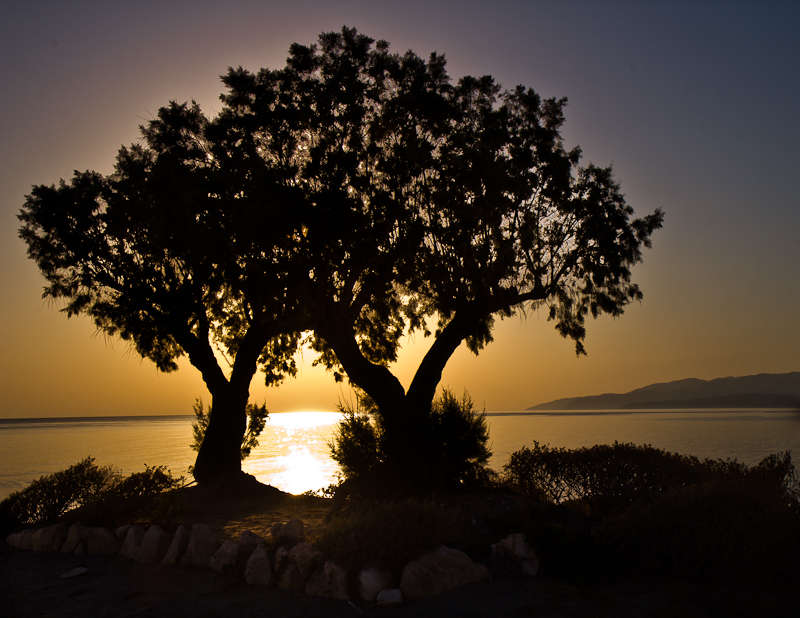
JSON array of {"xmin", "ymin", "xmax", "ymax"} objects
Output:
[{"xmin": 1, "ymin": 410, "xmax": 798, "ymax": 501}]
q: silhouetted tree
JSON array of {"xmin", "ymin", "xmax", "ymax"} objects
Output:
[
  {"xmin": 18, "ymin": 102, "xmax": 306, "ymax": 486},
  {"xmin": 214, "ymin": 28, "xmax": 662, "ymax": 488},
  {"xmin": 20, "ymin": 27, "xmax": 662, "ymax": 491}
]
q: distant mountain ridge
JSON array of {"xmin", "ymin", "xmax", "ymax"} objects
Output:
[{"xmin": 527, "ymin": 372, "xmax": 800, "ymax": 411}]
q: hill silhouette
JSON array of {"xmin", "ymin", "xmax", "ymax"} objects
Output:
[{"xmin": 527, "ymin": 372, "xmax": 800, "ymax": 410}]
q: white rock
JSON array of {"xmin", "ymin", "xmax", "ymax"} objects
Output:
[
  {"xmin": 244, "ymin": 545, "xmax": 272, "ymax": 585},
  {"xmin": 180, "ymin": 524, "xmax": 219, "ymax": 568},
  {"xmin": 60, "ymin": 566, "xmax": 88, "ymax": 579},
  {"xmin": 240, "ymin": 530, "xmax": 267, "ymax": 551},
  {"xmin": 33, "ymin": 524, "xmax": 68, "ymax": 552},
  {"xmin": 274, "ymin": 545, "xmax": 290, "ymax": 572},
  {"xmin": 305, "ymin": 561, "xmax": 349, "ymax": 600},
  {"xmin": 6, "ymin": 532, "xmax": 22, "ymax": 548},
  {"xmin": 136, "ymin": 525, "xmax": 170, "ymax": 563},
  {"xmin": 18, "ymin": 529, "xmax": 35, "ymax": 550},
  {"xmin": 400, "ymin": 545, "xmax": 489, "ymax": 599},
  {"xmin": 115, "ymin": 525, "xmax": 133, "ymax": 541},
  {"xmin": 288, "ymin": 542, "xmax": 323, "ymax": 581},
  {"xmin": 120, "ymin": 526, "xmax": 145, "ymax": 560},
  {"xmin": 83, "ymin": 527, "xmax": 119, "ymax": 555},
  {"xmin": 358, "ymin": 567, "xmax": 394, "ymax": 602},
  {"xmin": 377, "ymin": 589, "xmax": 404, "ymax": 606},
  {"xmin": 491, "ymin": 533, "xmax": 540, "ymax": 576},
  {"xmin": 61, "ymin": 523, "xmax": 84, "ymax": 553},
  {"xmin": 162, "ymin": 524, "xmax": 190, "ymax": 564},
  {"xmin": 209, "ymin": 539, "xmax": 240, "ymax": 571},
  {"xmin": 270, "ymin": 518, "xmax": 304, "ymax": 543}
]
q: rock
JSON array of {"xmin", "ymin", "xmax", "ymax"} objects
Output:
[
  {"xmin": 244, "ymin": 545, "xmax": 272, "ymax": 585},
  {"xmin": 358, "ymin": 567, "xmax": 394, "ymax": 602},
  {"xmin": 209, "ymin": 539, "xmax": 240, "ymax": 571},
  {"xmin": 32, "ymin": 524, "xmax": 68, "ymax": 552},
  {"xmin": 180, "ymin": 524, "xmax": 219, "ymax": 568},
  {"xmin": 270, "ymin": 518, "xmax": 304, "ymax": 544},
  {"xmin": 73, "ymin": 541, "xmax": 86, "ymax": 555},
  {"xmin": 120, "ymin": 526, "xmax": 145, "ymax": 560},
  {"xmin": 288, "ymin": 542, "xmax": 323, "ymax": 580},
  {"xmin": 240, "ymin": 530, "xmax": 267, "ymax": 551},
  {"xmin": 162, "ymin": 524, "xmax": 190, "ymax": 564},
  {"xmin": 377, "ymin": 589, "xmax": 404, "ymax": 606},
  {"xmin": 305, "ymin": 561, "xmax": 349, "ymax": 600},
  {"xmin": 278, "ymin": 564, "xmax": 306, "ymax": 592},
  {"xmin": 274, "ymin": 545, "xmax": 290, "ymax": 572},
  {"xmin": 490, "ymin": 533, "xmax": 540, "ymax": 577},
  {"xmin": 115, "ymin": 525, "xmax": 133, "ymax": 541},
  {"xmin": 60, "ymin": 566, "xmax": 88, "ymax": 579},
  {"xmin": 18, "ymin": 529, "xmax": 35, "ymax": 550},
  {"xmin": 136, "ymin": 525, "xmax": 170, "ymax": 563},
  {"xmin": 6, "ymin": 532, "xmax": 22, "ymax": 548},
  {"xmin": 83, "ymin": 527, "xmax": 119, "ymax": 555},
  {"xmin": 61, "ymin": 523, "xmax": 84, "ymax": 553},
  {"xmin": 279, "ymin": 542, "xmax": 323, "ymax": 591},
  {"xmin": 400, "ymin": 545, "xmax": 489, "ymax": 599}
]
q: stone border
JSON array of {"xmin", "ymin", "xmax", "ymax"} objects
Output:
[{"xmin": 7, "ymin": 520, "xmax": 539, "ymax": 604}]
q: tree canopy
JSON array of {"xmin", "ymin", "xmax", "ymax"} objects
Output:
[{"xmin": 19, "ymin": 27, "xmax": 662, "ymax": 489}]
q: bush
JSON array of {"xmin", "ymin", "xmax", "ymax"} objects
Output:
[
  {"xmin": 316, "ymin": 499, "xmax": 462, "ymax": 575},
  {"xmin": 503, "ymin": 442, "xmax": 800, "ymax": 582},
  {"xmin": 329, "ymin": 388, "xmax": 493, "ymax": 494},
  {"xmin": 596, "ymin": 478, "xmax": 800, "ymax": 583},
  {"xmin": 0, "ymin": 457, "xmax": 118, "ymax": 525},
  {"xmin": 89, "ymin": 464, "xmax": 185, "ymax": 526},
  {"xmin": 503, "ymin": 442, "xmax": 799, "ymax": 520},
  {"xmin": 0, "ymin": 457, "xmax": 185, "ymax": 528}
]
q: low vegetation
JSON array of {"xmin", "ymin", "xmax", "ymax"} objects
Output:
[
  {"xmin": 0, "ymin": 457, "xmax": 185, "ymax": 529},
  {"xmin": 329, "ymin": 388, "xmax": 494, "ymax": 494},
  {"xmin": 4, "ymin": 438, "xmax": 798, "ymax": 587},
  {"xmin": 503, "ymin": 442, "xmax": 800, "ymax": 583},
  {"xmin": 316, "ymin": 499, "xmax": 462, "ymax": 576}
]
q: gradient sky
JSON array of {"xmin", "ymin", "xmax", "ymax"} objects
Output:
[{"xmin": 1, "ymin": 0, "xmax": 798, "ymax": 418}]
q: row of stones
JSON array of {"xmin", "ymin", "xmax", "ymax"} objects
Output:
[{"xmin": 7, "ymin": 521, "xmax": 539, "ymax": 603}]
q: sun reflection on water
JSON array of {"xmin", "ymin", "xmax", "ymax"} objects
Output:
[{"xmin": 242, "ymin": 411, "xmax": 343, "ymax": 495}]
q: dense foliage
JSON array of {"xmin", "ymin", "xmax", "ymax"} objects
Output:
[
  {"xmin": 330, "ymin": 388, "xmax": 493, "ymax": 493},
  {"xmin": 503, "ymin": 441, "xmax": 799, "ymax": 519},
  {"xmin": 0, "ymin": 458, "xmax": 184, "ymax": 527},
  {"xmin": 503, "ymin": 442, "xmax": 800, "ymax": 582},
  {"xmin": 0, "ymin": 457, "xmax": 117, "ymax": 524}
]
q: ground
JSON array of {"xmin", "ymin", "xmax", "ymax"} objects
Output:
[{"xmin": 2, "ymin": 484, "xmax": 798, "ymax": 617}]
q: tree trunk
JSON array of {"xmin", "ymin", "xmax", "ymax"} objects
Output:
[
  {"xmin": 326, "ymin": 310, "xmax": 479, "ymax": 491},
  {"xmin": 191, "ymin": 384, "xmax": 250, "ymax": 485},
  {"xmin": 181, "ymin": 322, "xmax": 269, "ymax": 486}
]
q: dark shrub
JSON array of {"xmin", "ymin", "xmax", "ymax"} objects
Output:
[
  {"xmin": 0, "ymin": 457, "xmax": 118, "ymax": 525},
  {"xmin": 0, "ymin": 458, "xmax": 185, "ymax": 529},
  {"xmin": 596, "ymin": 478, "xmax": 800, "ymax": 583},
  {"xmin": 89, "ymin": 464, "xmax": 185, "ymax": 526},
  {"xmin": 503, "ymin": 441, "xmax": 707, "ymax": 518},
  {"xmin": 329, "ymin": 397, "xmax": 383, "ymax": 481},
  {"xmin": 330, "ymin": 388, "xmax": 492, "ymax": 494}
]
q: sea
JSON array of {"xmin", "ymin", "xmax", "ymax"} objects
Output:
[{"xmin": 1, "ymin": 409, "xmax": 798, "ymax": 501}]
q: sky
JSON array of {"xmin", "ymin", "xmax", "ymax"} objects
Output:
[{"xmin": 1, "ymin": 0, "xmax": 798, "ymax": 419}]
